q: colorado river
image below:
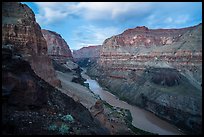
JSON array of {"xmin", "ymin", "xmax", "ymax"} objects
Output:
[{"xmin": 81, "ymin": 69, "xmax": 184, "ymax": 135}]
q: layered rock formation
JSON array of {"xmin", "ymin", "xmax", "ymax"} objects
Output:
[
  {"xmin": 73, "ymin": 45, "xmax": 101, "ymax": 67},
  {"xmin": 41, "ymin": 29, "xmax": 87, "ymax": 87},
  {"xmin": 99, "ymin": 24, "xmax": 202, "ymax": 88},
  {"xmin": 2, "ymin": 2, "xmax": 60, "ymax": 87},
  {"xmin": 87, "ymin": 24, "xmax": 202, "ymax": 134},
  {"xmin": 42, "ymin": 29, "xmax": 73, "ymax": 64}
]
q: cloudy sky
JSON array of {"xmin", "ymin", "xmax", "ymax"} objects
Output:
[{"xmin": 22, "ymin": 2, "xmax": 202, "ymax": 50}]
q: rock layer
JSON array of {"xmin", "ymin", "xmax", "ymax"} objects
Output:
[
  {"xmin": 99, "ymin": 24, "xmax": 202, "ymax": 88},
  {"xmin": 2, "ymin": 2, "xmax": 60, "ymax": 87}
]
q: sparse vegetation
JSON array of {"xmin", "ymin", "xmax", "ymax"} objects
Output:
[
  {"xmin": 48, "ymin": 123, "xmax": 58, "ymax": 131},
  {"xmin": 59, "ymin": 124, "xmax": 70, "ymax": 135},
  {"xmin": 61, "ymin": 114, "xmax": 74, "ymax": 123},
  {"xmin": 48, "ymin": 123, "xmax": 70, "ymax": 135}
]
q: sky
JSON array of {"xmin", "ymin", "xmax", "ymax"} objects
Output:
[{"xmin": 22, "ymin": 2, "xmax": 202, "ymax": 51}]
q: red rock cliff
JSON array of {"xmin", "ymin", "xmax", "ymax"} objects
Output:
[
  {"xmin": 99, "ymin": 24, "xmax": 202, "ymax": 88},
  {"xmin": 2, "ymin": 2, "xmax": 60, "ymax": 87},
  {"xmin": 41, "ymin": 29, "xmax": 73, "ymax": 64}
]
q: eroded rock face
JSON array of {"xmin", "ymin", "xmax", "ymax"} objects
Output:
[
  {"xmin": 41, "ymin": 29, "xmax": 73, "ymax": 64},
  {"xmin": 42, "ymin": 29, "xmax": 81, "ymax": 76},
  {"xmin": 2, "ymin": 2, "xmax": 60, "ymax": 87},
  {"xmin": 73, "ymin": 45, "xmax": 101, "ymax": 67},
  {"xmin": 99, "ymin": 24, "xmax": 202, "ymax": 87},
  {"xmin": 87, "ymin": 24, "xmax": 202, "ymax": 134}
]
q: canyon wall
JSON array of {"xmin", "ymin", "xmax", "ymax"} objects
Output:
[
  {"xmin": 99, "ymin": 25, "xmax": 202, "ymax": 88},
  {"xmin": 87, "ymin": 24, "xmax": 202, "ymax": 134},
  {"xmin": 42, "ymin": 29, "xmax": 83, "ymax": 81},
  {"xmin": 73, "ymin": 45, "xmax": 101, "ymax": 67},
  {"xmin": 2, "ymin": 2, "xmax": 60, "ymax": 87},
  {"xmin": 42, "ymin": 29, "xmax": 73, "ymax": 64}
]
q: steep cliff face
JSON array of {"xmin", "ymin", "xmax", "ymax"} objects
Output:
[
  {"xmin": 87, "ymin": 24, "xmax": 202, "ymax": 134},
  {"xmin": 2, "ymin": 2, "xmax": 60, "ymax": 87},
  {"xmin": 42, "ymin": 29, "xmax": 73, "ymax": 64},
  {"xmin": 99, "ymin": 24, "xmax": 202, "ymax": 88},
  {"xmin": 42, "ymin": 29, "xmax": 84, "ymax": 84},
  {"xmin": 73, "ymin": 45, "xmax": 101, "ymax": 67}
]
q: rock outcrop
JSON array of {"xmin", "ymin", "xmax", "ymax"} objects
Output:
[
  {"xmin": 73, "ymin": 45, "xmax": 101, "ymax": 67},
  {"xmin": 41, "ymin": 29, "xmax": 73, "ymax": 64},
  {"xmin": 2, "ymin": 2, "xmax": 60, "ymax": 87},
  {"xmin": 87, "ymin": 24, "xmax": 202, "ymax": 134},
  {"xmin": 2, "ymin": 47, "xmax": 109, "ymax": 135}
]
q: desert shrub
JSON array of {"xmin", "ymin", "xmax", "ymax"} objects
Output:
[
  {"xmin": 61, "ymin": 114, "xmax": 74, "ymax": 123},
  {"xmin": 48, "ymin": 123, "xmax": 57, "ymax": 131},
  {"xmin": 59, "ymin": 124, "xmax": 69, "ymax": 135}
]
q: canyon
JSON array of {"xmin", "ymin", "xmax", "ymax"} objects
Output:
[
  {"xmin": 2, "ymin": 2, "xmax": 137, "ymax": 135},
  {"xmin": 2, "ymin": 2, "xmax": 202, "ymax": 135},
  {"xmin": 85, "ymin": 24, "xmax": 202, "ymax": 134}
]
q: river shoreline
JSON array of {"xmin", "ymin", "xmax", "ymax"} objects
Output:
[{"xmin": 82, "ymin": 68, "xmax": 184, "ymax": 135}]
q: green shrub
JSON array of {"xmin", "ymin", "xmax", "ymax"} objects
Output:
[
  {"xmin": 61, "ymin": 114, "xmax": 74, "ymax": 123},
  {"xmin": 48, "ymin": 123, "xmax": 58, "ymax": 131},
  {"xmin": 59, "ymin": 124, "xmax": 69, "ymax": 135}
]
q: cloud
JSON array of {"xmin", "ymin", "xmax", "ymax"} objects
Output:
[
  {"xmin": 34, "ymin": 2, "xmax": 155, "ymax": 25},
  {"xmin": 31, "ymin": 2, "xmax": 202, "ymax": 50},
  {"xmin": 144, "ymin": 2, "xmax": 201, "ymax": 29},
  {"xmin": 76, "ymin": 2, "xmax": 154, "ymax": 21},
  {"xmin": 34, "ymin": 2, "xmax": 78, "ymax": 25},
  {"xmin": 34, "ymin": 2, "xmax": 201, "ymax": 28},
  {"xmin": 71, "ymin": 25, "xmax": 120, "ymax": 50}
]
